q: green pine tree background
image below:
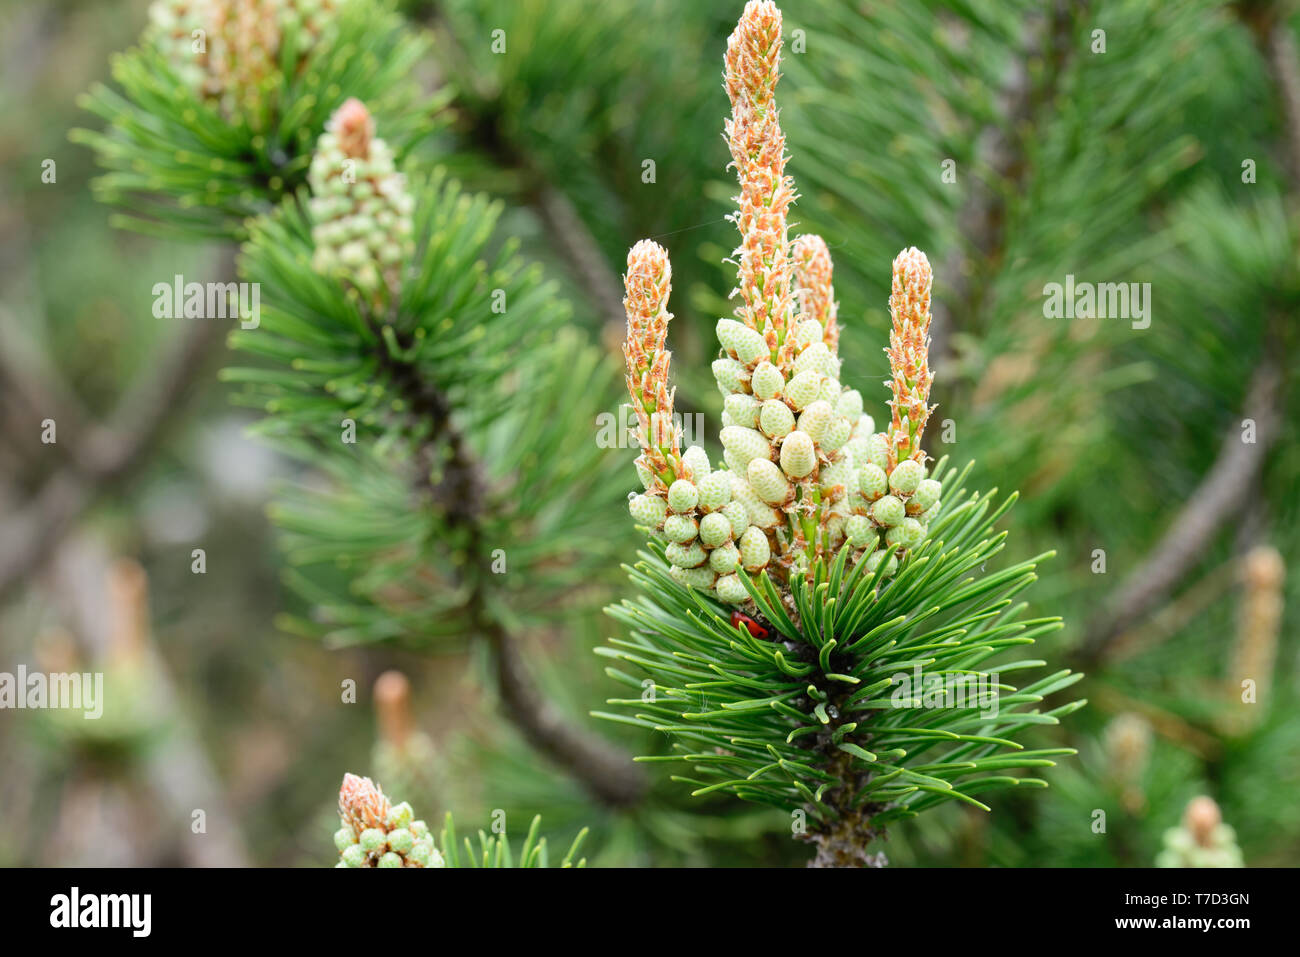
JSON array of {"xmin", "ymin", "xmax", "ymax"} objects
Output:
[{"xmin": 0, "ymin": 0, "xmax": 1295, "ymax": 867}]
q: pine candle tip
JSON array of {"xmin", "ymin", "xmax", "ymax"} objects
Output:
[
  {"xmin": 622, "ymin": 240, "xmax": 673, "ymax": 362},
  {"xmin": 374, "ymin": 670, "xmax": 413, "ymax": 747},
  {"xmin": 792, "ymin": 234, "xmax": 839, "ymax": 351},
  {"xmin": 626, "ymin": 240, "xmax": 672, "ymax": 290},
  {"xmin": 331, "ymin": 97, "xmax": 375, "ymax": 159},
  {"xmin": 725, "ymin": 0, "xmax": 796, "ymax": 347},
  {"xmin": 622, "ymin": 239, "xmax": 680, "ymax": 488},
  {"xmin": 107, "ymin": 557, "xmax": 152, "ymax": 663},
  {"xmin": 1242, "ymin": 544, "xmax": 1284, "ymax": 589},
  {"xmin": 339, "ymin": 773, "xmax": 391, "ymax": 832},
  {"xmin": 727, "ymin": 1, "xmax": 784, "ymax": 99},
  {"xmin": 891, "ymin": 247, "xmax": 933, "ymax": 303},
  {"xmin": 308, "ymin": 97, "xmax": 413, "ymax": 303},
  {"xmin": 884, "ymin": 246, "xmax": 936, "ymax": 466},
  {"xmin": 1184, "ymin": 796, "xmax": 1222, "ymax": 847}
]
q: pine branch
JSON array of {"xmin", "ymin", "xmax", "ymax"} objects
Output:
[
  {"xmin": 485, "ymin": 615, "xmax": 646, "ymax": 806},
  {"xmin": 74, "ymin": 4, "xmax": 645, "ymax": 813},
  {"xmin": 432, "ymin": 39, "xmax": 628, "ymax": 334},
  {"xmin": 72, "ymin": 0, "xmax": 438, "ymax": 240},
  {"xmin": 12, "ymin": 0, "xmax": 436, "ymax": 599},
  {"xmin": 223, "ymin": 90, "xmax": 645, "ymax": 804},
  {"xmin": 1243, "ymin": 0, "xmax": 1300, "ymax": 190},
  {"xmin": 1078, "ymin": 4, "xmax": 1296, "ymax": 664},
  {"xmin": 375, "ymin": 284, "xmax": 646, "ymax": 807},
  {"xmin": 0, "ymin": 311, "xmax": 227, "ymax": 601},
  {"xmin": 366, "ymin": 306, "xmax": 646, "ymax": 805},
  {"xmin": 930, "ymin": 0, "xmax": 1081, "ymax": 367},
  {"xmin": 604, "ymin": 2, "xmax": 1081, "ymax": 865}
]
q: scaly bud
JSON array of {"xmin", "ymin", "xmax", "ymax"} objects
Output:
[
  {"xmin": 844, "ymin": 514, "xmax": 874, "ymax": 548},
  {"xmin": 721, "ymin": 500, "xmax": 752, "ymax": 539},
  {"xmin": 858, "ymin": 464, "xmax": 888, "ymax": 502},
  {"xmin": 820, "ymin": 415, "xmax": 852, "ymax": 453},
  {"xmin": 751, "ymin": 361, "xmax": 785, "ymax": 401},
  {"xmin": 836, "ymin": 389, "xmax": 863, "ymax": 421},
  {"xmin": 623, "ymin": 240, "xmax": 685, "ymax": 491},
  {"xmin": 888, "ymin": 458, "xmax": 924, "ymax": 496},
  {"xmin": 779, "ymin": 431, "xmax": 816, "ymax": 479},
  {"xmin": 666, "ymin": 541, "xmax": 708, "ymax": 568},
  {"xmin": 681, "ymin": 445, "xmax": 712, "ymax": 479},
  {"xmin": 724, "ymin": 394, "xmax": 761, "ymax": 429},
  {"xmin": 628, "ymin": 493, "xmax": 669, "ymax": 527},
  {"xmin": 725, "ymin": 1, "xmax": 798, "ymax": 358},
  {"xmin": 759, "ymin": 399, "xmax": 795, "ymax": 439},
  {"xmin": 699, "ymin": 511, "xmax": 734, "ymax": 547},
  {"xmin": 667, "ymin": 479, "xmax": 699, "ymax": 513},
  {"xmin": 715, "ymin": 574, "xmax": 749, "ymax": 604},
  {"xmin": 791, "ymin": 234, "xmax": 839, "ymax": 354},
  {"xmin": 713, "ymin": 357, "xmax": 748, "ymax": 393},
  {"xmin": 796, "ymin": 400, "xmax": 832, "ymax": 444},
  {"xmin": 738, "ymin": 526, "xmax": 772, "ymax": 571},
  {"xmin": 871, "ymin": 495, "xmax": 905, "ymax": 528},
  {"xmin": 911, "ymin": 477, "xmax": 942, "ymax": 512},
  {"xmin": 663, "ymin": 514, "xmax": 699, "ymax": 543},
  {"xmin": 783, "ymin": 370, "xmax": 823, "ymax": 410},
  {"xmin": 884, "ymin": 247, "xmax": 935, "ymax": 468},
  {"xmin": 697, "ymin": 471, "xmax": 733, "ymax": 510},
  {"xmin": 671, "ymin": 564, "xmax": 717, "ymax": 590},
  {"xmin": 709, "ymin": 542, "xmax": 742, "ymax": 574},
  {"xmin": 334, "ymin": 773, "xmax": 441, "ymax": 868},
  {"xmin": 309, "ymin": 98, "xmax": 414, "ymax": 307},
  {"xmin": 720, "ymin": 426, "xmax": 771, "ymax": 468}
]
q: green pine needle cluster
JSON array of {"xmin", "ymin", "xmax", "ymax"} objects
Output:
[
  {"xmin": 602, "ymin": 457, "xmax": 1083, "ymax": 837},
  {"xmin": 224, "ymin": 167, "xmax": 624, "ymax": 646},
  {"xmin": 72, "ymin": 0, "xmax": 439, "ymax": 240},
  {"xmin": 438, "ymin": 811, "xmax": 589, "ymax": 869}
]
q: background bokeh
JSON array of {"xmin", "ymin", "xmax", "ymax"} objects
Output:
[{"xmin": 0, "ymin": 0, "xmax": 1295, "ymax": 867}]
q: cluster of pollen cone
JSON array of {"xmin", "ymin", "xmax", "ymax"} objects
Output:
[
  {"xmin": 623, "ymin": 0, "xmax": 942, "ymax": 604},
  {"xmin": 148, "ymin": 0, "xmax": 345, "ymax": 124},
  {"xmin": 333, "ymin": 773, "xmax": 443, "ymax": 868}
]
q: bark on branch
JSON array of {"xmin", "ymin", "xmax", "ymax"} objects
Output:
[
  {"xmin": 931, "ymin": 0, "xmax": 1080, "ymax": 366},
  {"xmin": 1079, "ymin": 4, "xmax": 1298, "ymax": 662},
  {"xmin": 0, "ymin": 318, "xmax": 227, "ymax": 601},
  {"xmin": 374, "ymin": 325, "xmax": 648, "ymax": 807},
  {"xmin": 1077, "ymin": 356, "xmax": 1282, "ymax": 663}
]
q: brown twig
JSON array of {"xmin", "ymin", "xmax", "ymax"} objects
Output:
[
  {"xmin": 483, "ymin": 614, "xmax": 646, "ymax": 806},
  {"xmin": 1079, "ymin": 4, "xmax": 1297, "ymax": 663},
  {"xmin": 534, "ymin": 182, "xmax": 628, "ymax": 329},
  {"xmin": 421, "ymin": 6, "xmax": 628, "ymax": 337},
  {"xmin": 0, "ymin": 317, "xmax": 227, "ymax": 602},
  {"xmin": 0, "ymin": 309, "xmax": 94, "ymax": 472},
  {"xmin": 373, "ymin": 323, "xmax": 647, "ymax": 807},
  {"xmin": 1240, "ymin": 0, "xmax": 1300, "ymax": 190},
  {"xmin": 1077, "ymin": 355, "xmax": 1282, "ymax": 663},
  {"xmin": 1101, "ymin": 558, "xmax": 1237, "ymax": 664},
  {"xmin": 931, "ymin": 0, "xmax": 1080, "ymax": 367}
]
